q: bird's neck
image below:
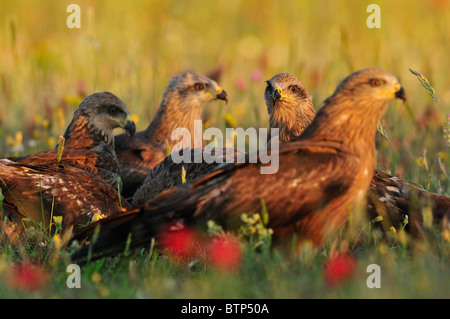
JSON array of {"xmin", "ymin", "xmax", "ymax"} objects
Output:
[
  {"xmin": 269, "ymin": 101, "xmax": 316, "ymax": 143},
  {"xmin": 144, "ymin": 95, "xmax": 205, "ymax": 149},
  {"xmin": 63, "ymin": 114, "xmax": 115, "ymax": 150},
  {"xmin": 300, "ymin": 97, "xmax": 388, "ymax": 165}
]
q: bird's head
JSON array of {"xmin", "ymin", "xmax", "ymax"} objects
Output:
[
  {"xmin": 165, "ymin": 71, "xmax": 228, "ymax": 110},
  {"xmin": 303, "ymin": 68, "xmax": 406, "ymax": 148},
  {"xmin": 331, "ymin": 68, "xmax": 406, "ymax": 107},
  {"xmin": 264, "ymin": 73, "xmax": 313, "ymax": 116},
  {"xmin": 264, "ymin": 73, "xmax": 316, "ymax": 143},
  {"xmin": 77, "ymin": 92, "xmax": 136, "ymax": 137}
]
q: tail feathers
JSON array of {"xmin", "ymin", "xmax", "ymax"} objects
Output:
[
  {"xmin": 71, "ymin": 209, "xmax": 145, "ymax": 263},
  {"xmin": 71, "ymin": 206, "xmax": 174, "ymax": 263}
]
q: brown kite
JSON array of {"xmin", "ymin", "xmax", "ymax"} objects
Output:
[
  {"xmin": 264, "ymin": 73, "xmax": 449, "ymax": 233},
  {"xmin": 114, "ymin": 72, "xmax": 228, "ymax": 198},
  {"xmin": 16, "ymin": 92, "xmax": 136, "ymax": 189},
  {"xmin": 72, "ymin": 68, "xmax": 406, "ymax": 261},
  {"xmin": 1, "ymin": 92, "xmax": 135, "ymax": 235},
  {"xmin": 133, "ymin": 72, "xmax": 449, "ymax": 231},
  {"xmin": 130, "ymin": 73, "xmax": 315, "ymax": 207}
]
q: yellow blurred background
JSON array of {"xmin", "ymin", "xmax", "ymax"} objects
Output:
[{"xmin": 0, "ymin": 1, "xmax": 449, "ymax": 182}]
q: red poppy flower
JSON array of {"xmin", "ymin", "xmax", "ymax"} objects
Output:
[
  {"xmin": 208, "ymin": 236, "xmax": 242, "ymax": 272},
  {"xmin": 324, "ymin": 253, "xmax": 357, "ymax": 286},
  {"xmin": 9, "ymin": 262, "xmax": 49, "ymax": 292},
  {"xmin": 159, "ymin": 227, "xmax": 198, "ymax": 260}
]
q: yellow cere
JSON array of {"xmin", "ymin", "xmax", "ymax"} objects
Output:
[
  {"xmin": 392, "ymin": 83, "xmax": 401, "ymax": 92},
  {"xmin": 277, "ymin": 88, "xmax": 292, "ymax": 101}
]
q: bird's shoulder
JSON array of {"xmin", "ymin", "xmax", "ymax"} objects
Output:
[
  {"xmin": 190, "ymin": 140, "xmax": 359, "ymax": 189},
  {"xmin": 115, "ymin": 131, "xmax": 164, "ymax": 161}
]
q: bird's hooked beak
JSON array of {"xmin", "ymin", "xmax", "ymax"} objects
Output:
[
  {"xmin": 377, "ymin": 82, "xmax": 406, "ymax": 103},
  {"xmin": 215, "ymin": 88, "xmax": 229, "ymax": 104},
  {"xmin": 123, "ymin": 114, "xmax": 136, "ymax": 136},
  {"xmin": 394, "ymin": 86, "xmax": 406, "ymax": 102},
  {"xmin": 273, "ymin": 87, "xmax": 292, "ymax": 102}
]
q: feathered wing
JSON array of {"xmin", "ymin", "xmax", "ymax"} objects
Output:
[
  {"xmin": 0, "ymin": 160, "xmax": 129, "ymax": 234},
  {"xmin": 131, "ymin": 147, "xmax": 247, "ymax": 207},
  {"xmin": 72, "ymin": 140, "xmax": 361, "ymax": 262},
  {"xmin": 14, "ymin": 149, "xmax": 119, "ymax": 186}
]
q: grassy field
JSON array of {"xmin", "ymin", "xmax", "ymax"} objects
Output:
[{"xmin": 0, "ymin": 0, "xmax": 449, "ymax": 300}]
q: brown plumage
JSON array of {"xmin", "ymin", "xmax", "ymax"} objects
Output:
[
  {"xmin": 16, "ymin": 92, "xmax": 136, "ymax": 188},
  {"xmin": 265, "ymin": 73, "xmax": 316, "ymax": 144},
  {"xmin": 265, "ymin": 75, "xmax": 449, "ymax": 231},
  {"xmin": 266, "ymin": 74, "xmax": 449, "ymax": 232},
  {"xmin": 132, "ymin": 72, "xmax": 449, "ymax": 231},
  {"xmin": 114, "ymin": 72, "xmax": 228, "ymax": 198},
  {"xmin": 131, "ymin": 147, "xmax": 246, "ymax": 207},
  {"xmin": 367, "ymin": 170, "xmax": 450, "ymax": 236},
  {"xmin": 72, "ymin": 68, "xmax": 405, "ymax": 262},
  {"xmin": 131, "ymin": 73, "xmax": 315, "ymax": 207},
  {"xmin": 0, "ymin": 159, "xmax": 128, "ymax": 234},
  {"xmin": 1, "ymin": 92, "xmax": 135, "ymax": 235}
]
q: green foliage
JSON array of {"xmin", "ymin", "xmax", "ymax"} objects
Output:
[
  {"xmin": 207, "ymin": 204, "xmax": 274, "ymax": 252},
  {"xmin": 238, "ymin": 212, "xmax": 273, "ymax": 251}
]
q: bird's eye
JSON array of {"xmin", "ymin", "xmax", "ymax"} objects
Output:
[
  {"xmin": 108, "ymin": 106, "xmax": 119, "ymax": 115},
  {"xmin": 194, "ymin": 83, "xmax": 205, "ymax": 91},
  {"xmin": 370, "ymin": 79, "xmax": 381, "ymax": 87},
  {"xmin": 289, "ymin": 85, "xmax": 297, "ymax": 92}
]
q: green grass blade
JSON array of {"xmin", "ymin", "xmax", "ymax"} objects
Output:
[{"xmin": 408, "ymin": 68, "xmax": 438, "ymax": 102}]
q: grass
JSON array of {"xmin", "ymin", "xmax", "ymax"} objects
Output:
[
  {"xmin": 0, "ymin": 0, "xmax": 449, "ymax": 299},
  {"xmin": 0, "ymin": 216, "xmax": 448, "ymax": 299}
]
